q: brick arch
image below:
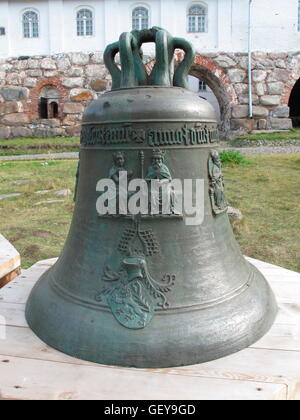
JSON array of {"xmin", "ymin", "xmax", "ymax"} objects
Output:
[
  {"xmin": 189, "ymin": 53, "xmax": 238, "ymax": 139},
  {"xmin": 286, "ymin": 75, "xmax": 300, "ymax": 127},
  {"xmin": 146, "ymin": 53, "xmax": 237, "ymax": 139},
  {"xmin": 281, "ymin": 75, "xmax": 300, "ymax": 106},
  {"xmin": 29, "ymin": 77, "xmax": 69, "ymax": 120}
]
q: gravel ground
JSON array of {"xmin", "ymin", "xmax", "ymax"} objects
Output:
[
  {"xmin": 1, "ymin": 146, "xmax": 300, "ymax": 161},
  {"xmin": 219, "ymin": 145, "xmax": 300, "ymax": 155},
  {"xmin": 0, "ymin": 152, "xmax": 79, "ymax": 161}
]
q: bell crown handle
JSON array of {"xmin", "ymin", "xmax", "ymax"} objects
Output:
[
  {"xmin": 172, "ymin": 37, "xmax": 196, "ymax": 89},
  {"xmin": 104, "ymin": 27, "xmax": 195, "ymax": 90},
  {"xmin": 103, "ymin": 42, "xmax": 121, "ymax": 90}
]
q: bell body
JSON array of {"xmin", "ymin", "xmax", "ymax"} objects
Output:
[{"xmin": 26, "ymin": 86, "xmax": 277, "ymax": 368}]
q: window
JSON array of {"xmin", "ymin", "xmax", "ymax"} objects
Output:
[
  {"xmin": 187, "ymin": 4, "xmax": 207, "ymax": 33},
  {"xmin": 39, "ymin": 98, "xmax": 59, "ymax": 119},
  {"xmin": 23, "ymin": 10, "xmax": 39, "ymax": 38},
  {"xmin": 0, "ymin": 27, "xmax": 5, "ymax": 36},
  {"xmin": 77, "ymin": 9, "xmax": 93, "ymax": 36},
  {"xmin": 132, "ymin": 6, "xmax": 149, "ymax": 30},
  {"xmin": 39, "ymin": 86, "xmax": 60, "ymax": 120},
  {"xmin": 48, "ymin": 101, "xmax": 59, "ymax": 119},
  {"xmin": 199, "ymin": 80, "xmax": 207, "ymax": 91}
]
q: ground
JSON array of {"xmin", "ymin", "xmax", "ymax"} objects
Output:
[
  {"xmin": 0, "ymin": 137, "xmax": 79, "ymax": 156},
  {"xmin": 223, "ymin": 154, "xmax": 300, "ymax": 273},
  {"xmin": 232, "ymin": 129, "xmax": 300, "ymax": 142},
  {"xmin": 0, "ymin": 154, "xmax": 299, "ymax": 272},
  {"xmin": 0, "ymin": 160, "xmax": 76, "ymax": 268}
]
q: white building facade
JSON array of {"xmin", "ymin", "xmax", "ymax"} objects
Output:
[
  {"xmin": 1, "ymin": 0, "xmax": 300, "ymax": 58},
  {"xmin": 0, "ymin": 0, "xmax": 300, "ymax": 139}
]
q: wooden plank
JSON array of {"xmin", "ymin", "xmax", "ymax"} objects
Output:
[
  {"xmin": 271, "ymin": 282, "xmax": 300, "ymax": 302},
  {"xmin": 0, "ymin": 279, "xmax": 36, "ymax": 304},
  {"xmin": 167, "ymin": 348, "xmax": 300, "ymax": 397},
  {"xmin": 251, "ymin": 324, "xmax": 300, "ymax": 352},
  {"xmin": 0, "ymin": 303, "xmax": 26, "ymax": 328},
  {"xmin": 275, "ymin": 300, "xmax": 300, "ymax": 325},
  {"xmin": 0, "ymin": 325, "xmax": 298, "ymax": 389},
  {"xmin": 266, "ymin": 268, "xmax": 300, "ymax": 278},
  {"xmin": 245, "ymin": 257, "xmax": 275, "ymax": 269},
  {"xmin": 0, "ymin": 325, "xmax": 96, "ymax": 367},
  {"xmin": 0, "ymin": 234, "xmax": 20, "ymax": 279},
  {"xmin": 149, "ymin": 349, "xmax": 299, "ymax": 399},
  {"xmin": 0, "ymin": 303, "xmax": 27, "ymax": 327},
  {"xmin": 246, "ymin": 257, "xmax": 300, "ymax": 275},
  {"xmin": 34, "ymin": 258, "xmax": 58, "ymax": 266},
  {"xmin": 263, "ymin": 273, "xmax": 300, "ymax": 283},
  {"xmin": 0, "ymin": 355, "xmax": 287, "ymax": 400},
  {"xmin": 0, "ymin": 268, "xmax": 21, "ymax": 289},
  {"xmin": 0, "ymin": 256, "xmax": 299, "ymax": 400},
  {"xmin": 0, "ymin": 259, "xmax": 56, "ymax": 304}
]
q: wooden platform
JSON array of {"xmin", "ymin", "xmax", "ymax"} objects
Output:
[
  {"xmin": 0, "ymin": 257, "xmax": 300, "ymax": 400},
  {"xmin": 0, "ymin": 234, "xmax": 20, "ymax": 288}
]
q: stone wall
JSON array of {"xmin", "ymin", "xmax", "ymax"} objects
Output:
[
  {"xmin": 0, "ymin": 52, "xmax": 110, "ymax": 139},
  {"xmin": 229, "ymin": 52, "xmax": 298, "ymax": 133},
  {"xmin": 0, "ymin": 51, "xmax": 299, "ymax": 140},
  {"xmin": 190, "ymin": 51, "xmax": 299, "ymax": 137}
]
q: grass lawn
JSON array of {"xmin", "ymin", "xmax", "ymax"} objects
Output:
[
  {"xmin": 0, "ymin": 154, "xmax": 299, "ymax": 272},
  {"xmin": 0, "ymin": 160, "xmax": 76, "ymax": 268},
  {"xmin": 234, "ymin": 128, "xmax": 300, "ymax": 142},
  {"xmin": 223, "ymin": 154, "xmax": 300, "ymax": 273},
  {"xmin": 0, "ymin": 137, "xmax": 80, "ymax": 156}
]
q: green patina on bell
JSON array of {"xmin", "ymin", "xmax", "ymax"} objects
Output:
[{"xmin": 26, "ymin": 27, "xmax": 277, "ymax": 368}]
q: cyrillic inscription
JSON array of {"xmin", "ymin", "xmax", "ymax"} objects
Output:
[{"xmin": 81, "ymin": 124, "xmax": 219, "ymax": 147}]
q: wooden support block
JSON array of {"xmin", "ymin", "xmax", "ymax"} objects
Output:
[
  {"xmin": 0, "ymin": 355, "xmax": 288, "ymax": 400},
  {"xmin": 0, "ymin": 268, "xmax": 21, "ymax": 289},
  {"xmin": 0, "ymin": 257, "xmax": 299, "ymax": 400},
  {"xmin": 0, "ymin": 234, "xmax": 20, "ymax": 289}
]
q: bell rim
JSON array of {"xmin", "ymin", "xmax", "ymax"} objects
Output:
[{"xmin": 25, "ymin": 262, "xmax": 278, "ymax": 368}]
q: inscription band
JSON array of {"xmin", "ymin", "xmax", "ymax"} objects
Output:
[{"xmin": 80, "ymin": 124, "xmax": 219, "ymax": 147}]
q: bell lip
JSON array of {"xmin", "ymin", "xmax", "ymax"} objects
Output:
[{"xmin": 25, "ymin": 262, "xmax": 278, "ymax": 369}]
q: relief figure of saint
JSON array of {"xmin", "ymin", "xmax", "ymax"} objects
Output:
[
  {"xmin": 108, "ymin": 151, "xmax": 133, "ymax": 214},
  {"xmin": 208, "ymin": 150, "xmax": 227, "ymax": 214},
  {"xmin": 145, "ymin": 149, "xmax": 177, "ymax": 215}
]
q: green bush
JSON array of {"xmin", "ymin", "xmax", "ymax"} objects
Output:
[{"xmin": 220, "ymin": 150, "xmax": 250, "ymax": 166}]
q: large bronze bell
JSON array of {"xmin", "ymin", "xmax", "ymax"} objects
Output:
[{"xmin": 26, "ymin": 28, "xmax": 277, "ymax": 368}]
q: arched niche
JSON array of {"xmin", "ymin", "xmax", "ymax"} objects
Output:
[
  {"xmin": 288, "ymin": 78, "xmax": 300, "ymax": 127},
  {"xmin": 39, "ymin": 85, "xmax": 60, "ymax": 119},
  {"xmin": 189, "ymin": 65, "xmax": 231, "ymax": 139}
]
